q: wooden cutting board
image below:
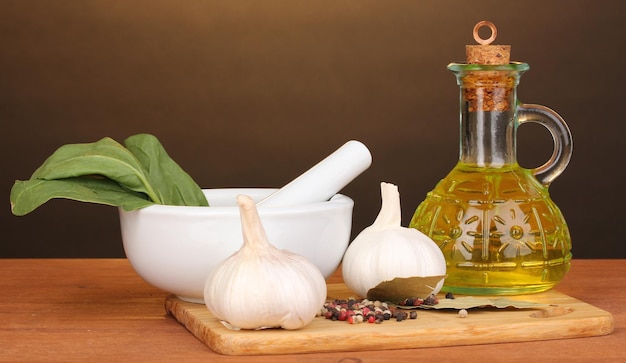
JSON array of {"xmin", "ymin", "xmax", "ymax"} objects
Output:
[{"xmin": 164, "ymin": 283, "xmax": 614, "ymax": 356}]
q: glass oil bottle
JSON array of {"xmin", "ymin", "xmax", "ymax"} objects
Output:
[{"xmin": 409, "ymin": 21, "xmax": 573, "ymax": 295}]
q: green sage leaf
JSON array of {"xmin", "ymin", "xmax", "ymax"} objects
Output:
[
  {"xmin": 9, "ymin": 133, "xmax": 209, "ymax": 216},
  {"xmin": 123, "ymin": 134, "xmax": 208, "ymax": 206},
  {"xmin": 10, "ymin": 177, "xmax": 154, "ymax": 216},
  {"xmin": 30, "ymin": 137, "xmax": 161, "ymax": 203}
]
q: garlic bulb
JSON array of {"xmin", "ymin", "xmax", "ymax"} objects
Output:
[
  {"xmin": 342, "ymin": 182, "xmax": 447, "ymax": 299},
  {"xmin": 203, "ymin": 194, "xmax": 327, "ymax": 330}
]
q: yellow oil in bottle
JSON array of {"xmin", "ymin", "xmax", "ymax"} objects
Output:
[
  {"xmin": 411, "ymin": 23, "xmax": 574, "ymax": 295},
  {"xmin": 409, "ymin": 163, "xmax": 572, "ymax": 295}
]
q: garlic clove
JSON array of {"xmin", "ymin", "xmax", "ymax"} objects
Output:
[
  {"xmin": 203, "ymin": 195, "xmax": 327, "ymax": 330},
  {"xmin": 342, "ymin": 182, "xmax": 447, "ymax": 301}
]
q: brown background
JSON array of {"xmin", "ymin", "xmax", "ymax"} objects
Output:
[{"xmin": 1, "ymin": 1, "xmax": 624, "ymax": 258}]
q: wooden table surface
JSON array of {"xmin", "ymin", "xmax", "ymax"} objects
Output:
[{"xmin": 1, "ymin": 259, "xmax": 624, "ymax": 362}]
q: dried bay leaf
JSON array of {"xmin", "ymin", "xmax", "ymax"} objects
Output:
[
  {"xmin": 366, "ymin": 275, "xmax": 446, "ymax": 303},
  {"xmin": 418, "ymin": 296, "xmax": 548, "ymax": 310}
]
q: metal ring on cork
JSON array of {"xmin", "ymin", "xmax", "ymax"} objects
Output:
[
  {"xmin": 466, "ymin": 20, "xmax": 510, "ymax": 65},
  {"xmin": 473, "ymin": 20, "xmax": 497, "ymax": 45}
]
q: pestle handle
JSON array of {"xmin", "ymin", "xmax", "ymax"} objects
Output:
[{"xmin": 257, "ymin": 140, "xmax": 372, "ymax": 207}]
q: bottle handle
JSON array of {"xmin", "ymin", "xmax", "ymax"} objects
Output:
[{"xmin": 517, "ymin": 104, "xmax": 573, "ymax": 186}]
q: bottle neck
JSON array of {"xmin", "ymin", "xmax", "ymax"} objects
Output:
[{"xmin": 449, "ymin": 63, "xmax": 527, "ymax": 168}]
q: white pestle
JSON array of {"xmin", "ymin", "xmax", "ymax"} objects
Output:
[{"xmin": 257, "ymin": 140, "xmax": 372, "ymax": 207}]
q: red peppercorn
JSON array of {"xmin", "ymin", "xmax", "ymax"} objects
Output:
[{"xmin": 338, "ymin": 309, "xmax": 348, "ymax": 321}]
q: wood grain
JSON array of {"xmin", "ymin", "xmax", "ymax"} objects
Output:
[
  {"xmin": 1, "ymin": 259, "xmax": 625, "ymax": 362},
  {"xmin": 165, "ymin": 283, "xmax": 614, "ymax": 355}
]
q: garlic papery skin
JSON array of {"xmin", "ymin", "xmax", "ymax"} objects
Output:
[
  {"xmin": 203, "ymin": 194, "xmax": 327, "ymax": 330},
  {"xmin": 341, "ymin": 182, "xmax": 447, "ymax": 299}
]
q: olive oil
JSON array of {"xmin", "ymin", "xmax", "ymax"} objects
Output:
[
  {"xmin": 410, "ymin": 163, "xmax": 571, "ymax": 295},
  {"xmin": 409, "ymin": 25, "xmax": 573, "ymax": 295}
]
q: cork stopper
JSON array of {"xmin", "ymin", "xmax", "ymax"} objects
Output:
[{"xmin": 466, "ymin": 21, "xmax": 510, "ymax": 64}]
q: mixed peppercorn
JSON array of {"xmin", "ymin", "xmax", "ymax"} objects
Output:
[
  {"xmin": 398, "ymin": 294, "xmax": 440, "ymax": 307},
  {"xmin": 320, "ymin": 294, "xmax": 448, "ymax": 324}
]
